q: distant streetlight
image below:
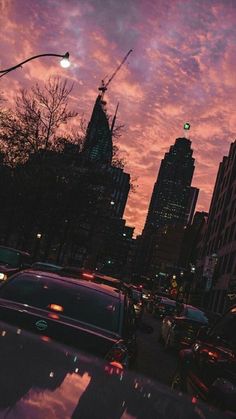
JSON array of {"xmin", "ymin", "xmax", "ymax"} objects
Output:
[
  {"xmin": 36, "ymin": 233, "xmax": 42, "ymax": 239},
  {"xmin": 0, "ymin": 52, "xmax": 70, "ymax": 78}
]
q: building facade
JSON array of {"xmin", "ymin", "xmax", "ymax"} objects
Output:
[
  {"xmin": 135, "ymin": 137, "xmax": 198, "ymax": 279},
  {"xmin": 200, "ymin": 141, "xmax": 236, "ymax": 313},
  {"xmin": 144, "ymin": 137, "xmax": 198, "ymax": 230}
]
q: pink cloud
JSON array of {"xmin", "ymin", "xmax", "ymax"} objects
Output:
[{"xmin": 0, "ymin": 0, "xmax": 236, "ymax": 236}]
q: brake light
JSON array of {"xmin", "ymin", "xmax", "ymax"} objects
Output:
[
  {"xmin": 48, "ymin": 304, "xmax": 64, "ymax": 312},
  {"xmin": 109, "ymin": 361, "xmax": 123, "ymax": 370},
  {"xmin": 82, "ymin": 272, "xmax": 95, "ymax": 279}
]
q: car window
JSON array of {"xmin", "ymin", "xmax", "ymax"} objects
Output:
[
  {"xmin": 209, "ymin": 312, "xmax": 236, "ymax": 347},
  {"xmin": 131, "ymin": 289, "xmax": 142, "ymax": 303},
  {"xmin": 0, "ymin": 274, "xmax": 120, "ymax": 333},
  {"xmin": 186, "ymin": 308, "xmax": 208, "ymax": 323},
  {"xmin": 0, "ymin": 248, "xmax": 21, "ymax": 268},
  {"xmin": 32, "ymin": 263, "xmax": 62, "ymax": 272}
]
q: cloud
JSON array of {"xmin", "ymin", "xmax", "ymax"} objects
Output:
[{"xmin": 0, "ymin": 0, "xmax": 236, "ymax": 235}]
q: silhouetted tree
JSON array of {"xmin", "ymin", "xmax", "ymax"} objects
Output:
[{"xmin": 0, "ymin": 76, "xmax": 77, "ymax": 166}]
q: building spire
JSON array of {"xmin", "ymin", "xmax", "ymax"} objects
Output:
[{"xmin": 111, "ymin": 102, "xmax": 119, "ymax": 135}]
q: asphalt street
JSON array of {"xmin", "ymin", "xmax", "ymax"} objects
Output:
[{"xmin": 135, "ymin": 311, "xmax": 178, "ymax": 388}]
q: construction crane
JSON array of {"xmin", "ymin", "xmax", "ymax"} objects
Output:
[{"xmin": 98, "ymin": 49, "xmax": 133, "ymax": 98}]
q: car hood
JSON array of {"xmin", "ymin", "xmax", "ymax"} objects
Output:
[{"xmin": 0, "ymin": 321, "xmax": 227, "ymax": 419}]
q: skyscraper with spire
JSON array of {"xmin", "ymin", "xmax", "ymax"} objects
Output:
[
  {"xmin": 82, "ymin": 87, "xmax": 130, "ymax": 219},
  {"xmin": 135, "ymin": 136, "xmax": 199, "ymax": 278},
  {"xmin": 144, "ymin": 137, "xmax": 198, "ymax": 231},
  {"xmin": 82, "ymin": 95, "xmax": 113, "ymax": 165}
]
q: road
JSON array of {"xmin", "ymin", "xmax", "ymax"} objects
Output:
[{"xmin": 135, "ymin": 310, "xmax": 178, "ymax": 387}]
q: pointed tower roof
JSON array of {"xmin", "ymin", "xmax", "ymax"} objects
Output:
[{"xmin": 82, "ymin": 94, "xmax": 113, "ymax": 165}]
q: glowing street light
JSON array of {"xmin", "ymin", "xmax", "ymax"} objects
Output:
[
  {"xmin": 60, "ymin": 52, "xmax": 70, "ymax": 68},
  {"xmin": 0, "ymin": 52, "xmax": 70, "ymax": 78}
]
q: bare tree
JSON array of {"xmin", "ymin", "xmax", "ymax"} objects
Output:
[{"xmin": 0, "ymin": 76, "xmax": 77, "ymax": 165}]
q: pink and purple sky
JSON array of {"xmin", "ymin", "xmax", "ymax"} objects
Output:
[{"xmin": 0, "ymin": 0, "xmax": 236, "ymax": 235}]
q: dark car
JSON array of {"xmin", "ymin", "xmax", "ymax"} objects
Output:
[
  {"xmin": 60, "ymin": 267, "xmax": 124, "ymax": 289},
  {"xmin": 60, "ymin": 268, "xmax": 143, "ymax": 323},
  {"xmin": 0, "ymin": 320, "xmax": 225, "ymax": 419},
  {"xmin": 153, "ymin": 297, "xmax": 177, "ymax": 318},
  {"xmin": 161, "ymin": 304, "xmax": 208, "ymax": 349},
  {"xmin": 0, "ymin": 246, "xmax": 31, "ymax": 282},
  {"xmin": 31, "ymin": 261, "xmax": 63, "ymax": 273},
  {"xmin": 0, "ymin": 270, "xmax": 137, "ymax": 368},
  {"xmin": 172, "ymin": 305, "xmax": 236, "ymax": 414}
]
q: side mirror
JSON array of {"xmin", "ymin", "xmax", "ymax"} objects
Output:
[{"xmin": 197, "ymin": 325, "xmax": 209, "ymax": 340}]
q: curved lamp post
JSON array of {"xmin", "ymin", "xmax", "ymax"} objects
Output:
[{"xmin": 0, "ymin": 52, "xmax": 70, "ymax": 78}]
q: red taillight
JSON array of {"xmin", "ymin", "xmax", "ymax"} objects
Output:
[
  {"xmin": 82, "ymin": 272, "xmax": 95, "ymax": 279},
  {"xmin": 48, "ymin": 304, "xmax": 64, "ymax": 313}
]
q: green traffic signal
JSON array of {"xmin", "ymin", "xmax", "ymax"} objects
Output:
[{"xmin": 184, "ymin": 122, "xmax": 190, "ymax": 130}]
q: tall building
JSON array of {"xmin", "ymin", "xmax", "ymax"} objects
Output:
[
  {"xmin": 199, "ymin": 140, "xmax": 236, "ymax": 313},
  {"xmin": 82, "ymin": 95, "xmax": 112, "ymax": 165},
  {"xmin": 79, "ymin": 87, "xmax": 132, "ymax": 271},
  {"xmin": 144, "ymin": 137, "xmax": 198, "ymax": 231},
  {"xmin": 135, "ymin": 137, "xmax": 198, "ymax": 279},
  {"xmin": 82, "ymin": 93, "xmax": 130, "ymax": 219}
]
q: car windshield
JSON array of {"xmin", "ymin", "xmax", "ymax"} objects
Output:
[
  {"xmin": 0, "ymin": 274, "xmax": 120, "ymax": 333},
  {"xmin": 0, "ymin": 248, "xmax": 20, "ymax": 268},
  {"xmin": 186, "ymin": 307, "xmax": 208, "ymax": 323}
]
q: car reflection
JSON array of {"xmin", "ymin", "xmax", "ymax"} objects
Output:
[{"xmin": 0, "ymin": 321, "xmax": 224, "ymax": 419}]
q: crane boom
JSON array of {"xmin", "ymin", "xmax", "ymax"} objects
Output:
[{"xmin": 99, "ymin": 49, "xmax": 133, "ymax": 95}]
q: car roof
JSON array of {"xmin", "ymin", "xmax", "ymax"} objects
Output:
[
  {"xmin": 0, "ymin": 245, "xmax": 30, "ymax": 257},
  {"xmin": 32, "ymin": 262, "xmax": 62, "ymax": 268},
  {"xmin": 18, "ymin": 270, "xmax": 124, "ymax": 300},
  {"xmin": 93, "ymin": 273, "xmax": 122, "ymax": 284},
  {"xmin": 63, "ymin": 268, "xmax": 122, "ymax": 285},
  {"xmin": 185, "ymin": 304, "xmax": 204, "ymax": 312}
]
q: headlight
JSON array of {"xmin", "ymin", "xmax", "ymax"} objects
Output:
[{"xmin": 0, "ymin": 273, "xmax": 7, "ymax": 281}]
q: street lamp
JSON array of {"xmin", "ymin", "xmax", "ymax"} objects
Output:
[{"xmin": 0, "ymin": 52, "xmax": 70, "ymax": 78}]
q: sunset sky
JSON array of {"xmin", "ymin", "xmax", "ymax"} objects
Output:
[{"xmin": 0, "ymin": 0, "xmax": 236, "ymax": 235}]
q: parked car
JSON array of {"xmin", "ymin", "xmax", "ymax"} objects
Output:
[
  {"xmin": 153, "ymin": 297, "xmax": 177, "ymax": 318},
  {"xmin": 161, "ymin": 304, "xmax": 208, "ymax": 349},
  {"xmin": 60, "ymin": 268, "xmax": 143, "ymax": 323},
  {"xmin": 171, "ymin": 305, "xmax": 236, "ymax": 414},
  {"xmin": 0, "ymin": 246, "xmax": 31, "ymax": 282},
  {"xmin": 31, "ymin": 262, "xmax": 63, "ymax": 273},
  {"xmin": 0, "ymin": 270, "xmax": 138, "ymax": 368},
  {"xmin": 0, "ymin": 320, "xmax": 223, "ymax": 419},
  {"xmin": 60, "ymin": 267, "xmax": 123, "ymax": 289}
]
